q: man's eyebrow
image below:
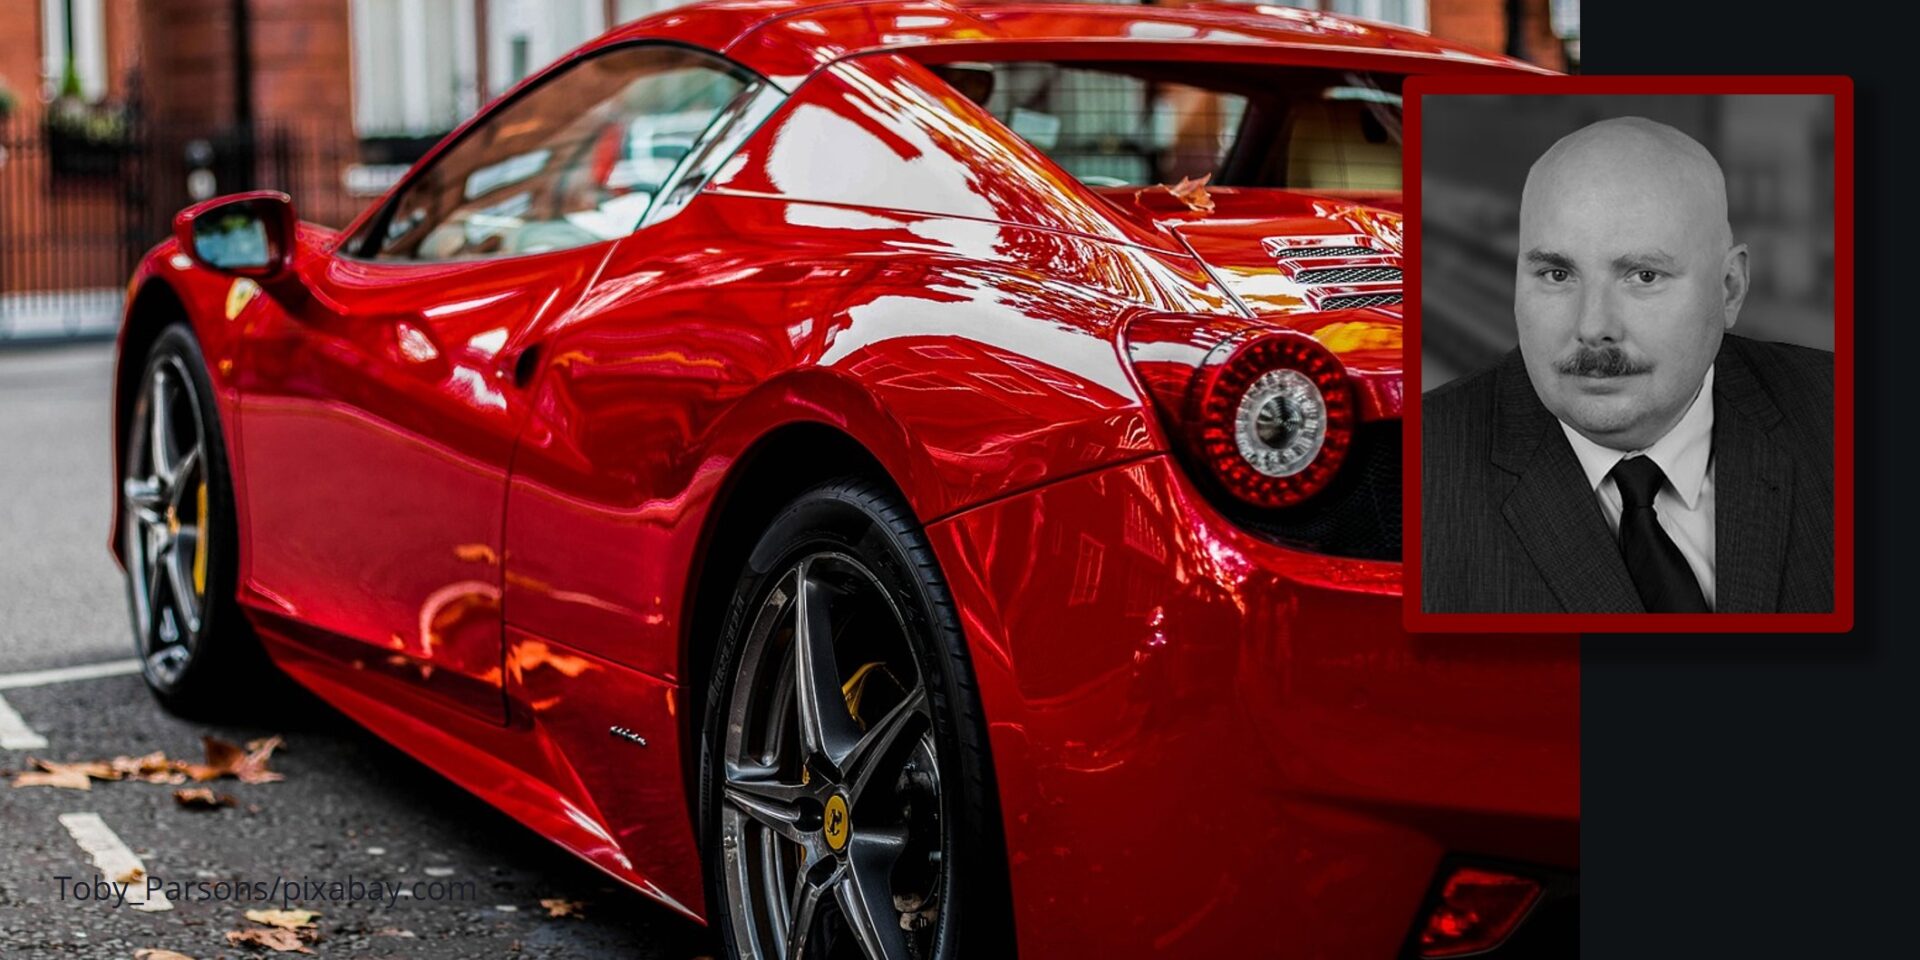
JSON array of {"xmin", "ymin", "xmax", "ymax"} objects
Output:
[
  {"xmin": 1612, "ymin": 251, "xmax": 1681, "ymax": 272},
  {"xmin": 1523, "ymin": 249, "xmax": 1576, "ymax": 270}
]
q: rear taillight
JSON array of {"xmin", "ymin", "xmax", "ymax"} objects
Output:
[
  {"xmin": 1416, "ymin": 867, "xmax": 1544, "ymax": 957},
  {"xmin": 1188, "ymin": 333, "xmax": 1356, "ymax": 508}
]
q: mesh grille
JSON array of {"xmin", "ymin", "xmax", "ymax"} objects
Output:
[
  {"xmin": 1296, "ymin": 266, "xmax": 1402, "ymax": 285},
  {"xmin": 1225, "ymin": 421, "xmax": 1401, "ymax": 561},
  {"xmin": 1319, "ymin": 292, "xmax": 1403, "ymax": 310},
  {"xmin": 1267, "ymin": 244, "xmax": 1378, "ymax": 260}
]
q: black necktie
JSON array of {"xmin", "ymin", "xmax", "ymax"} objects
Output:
[{"xmin": 1608, "ymin": 456, "xmax": 1710, "ymax": 613}]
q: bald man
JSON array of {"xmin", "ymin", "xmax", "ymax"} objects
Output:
[{"xmin": 1421, "ymin": 117, "xmax": 1834, "ymax": 614}]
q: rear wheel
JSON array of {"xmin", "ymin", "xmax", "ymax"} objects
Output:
[
  {"xmin": 121, "ymin": 325, "xmax": 268, "ymax": 714},
  {"xmin": 701, "ymin": 479, "xmax": 1014, "ymax": 960}
]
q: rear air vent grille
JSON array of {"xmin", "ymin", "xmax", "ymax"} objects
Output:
[
  {"xmin": 1267, "ymin": 245, "xmax": 1377, "ymax": 260},
  {"xmin": 1319, "ymin": 292, "xmax": 1403, "ymax": 310},
  {"xmin": 1295, "ymin": 266, "xmax": 1403, "ymax": 285}
]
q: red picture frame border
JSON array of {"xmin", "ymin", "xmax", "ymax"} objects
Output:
[{"xmin": 1400, "ymin": 74, "xmax": 1855, "ymax": 634}]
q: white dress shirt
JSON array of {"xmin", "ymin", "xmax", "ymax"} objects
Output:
[{"xmin": 1557, "ymin": 365, "xmax": 1717, "ymax": 609}]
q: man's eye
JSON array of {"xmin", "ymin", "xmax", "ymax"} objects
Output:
[
  {"xmin": 1542, "ymin": 268, "xmax": 1570, "ymax": 283},
  {"xmin": 1630, "ymin": 270, "xmax": 1662, "ymax": 284}
]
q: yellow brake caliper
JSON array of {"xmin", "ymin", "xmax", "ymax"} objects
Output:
[
  {"xmin": 842, "ymin": 661, "xmax": 905, "ymax": 730},
  {"xmin": 804, "ymin": 661, "xmax": 901, "ymax": 788},
  {"xmin": 192, "ymin": 481, "xmax": 209, "ymax": 595}
]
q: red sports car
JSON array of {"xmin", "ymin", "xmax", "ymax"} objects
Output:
[{"xmin": 110, "ymin": 2, "xmax": 1577, "ymax": 957}]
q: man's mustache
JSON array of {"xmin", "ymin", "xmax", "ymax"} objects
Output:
[{"xmin": 1553, "ymin": 346, "xmax": 1654, "ymax": 378}]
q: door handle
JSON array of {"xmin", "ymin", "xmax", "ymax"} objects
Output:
[{"xmin": 510, "ymin": 342, "xmax": 544, "ymax": 388}]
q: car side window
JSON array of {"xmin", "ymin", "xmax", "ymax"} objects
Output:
[{"xmin": 366, "ymin": 45, "xmax": 750, "ymax": 262}]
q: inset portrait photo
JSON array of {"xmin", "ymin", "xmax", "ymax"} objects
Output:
[{"xmin": 1403, "ymin": 77, "xmax": 1853, "ymax": 633}]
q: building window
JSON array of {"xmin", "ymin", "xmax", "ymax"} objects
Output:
[
  {"xmin": 485, "ymin": 0, "xmax": 606, "ymax": 91},
  {"xmin": 615, "ymin": 0, "xmax": 675, "ymax": 22},
  {"xmin": 351, "ymin": 0, "xmax": 481, "ymax": 137},
  {"xmin": 42, "ymin": 0, "xmax": 108, "ymax": 102},
  {"xmin": 1323, "ymin": 0, "xmax": 1429, "ymax": 32}
]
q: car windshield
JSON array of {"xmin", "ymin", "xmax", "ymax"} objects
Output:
[{"xmin": 932, "ymin": 60, "xmax": 1403, "ymax": 195}]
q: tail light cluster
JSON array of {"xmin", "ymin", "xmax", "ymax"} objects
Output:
[
  {"xmin": 1190, "ymin": 332, "xmax": 1356, "ymax": 508},
  {"xmin": 1126, "ymin": 317, "xmax": 1359, "ymax": 510}
]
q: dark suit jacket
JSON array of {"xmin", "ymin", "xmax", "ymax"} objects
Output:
[{"xmin": 1421, "ymin": 333, "xmax": 1834, "ymax": 613}]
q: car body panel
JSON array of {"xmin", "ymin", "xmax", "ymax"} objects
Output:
[
  {"xmin": 927, "ymin": 453, "xmax": 1576, "ymax": 957},
  {"xmin": 107, "ymin": 2, "xmax": 1574, "ymax": 953},
  {"xmin": 499, "ymin": 183, "xmax": 1217, "ymax": 685},
  {"xmin": 226, "ymin": 237, "xmax": 613, "ymax": 722}
]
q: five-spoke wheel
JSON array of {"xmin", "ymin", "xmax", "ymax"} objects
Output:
[
  {"xmin": 124, "ymin": 351, "xmax": 210, "ymax": 687},
  {"xmin": 120, "ymin": 325, "xmax": 265, "ymax": 712},
  {"xmin": 705, "ymin": 481, "xmax": 1011, "ymax": 960}
]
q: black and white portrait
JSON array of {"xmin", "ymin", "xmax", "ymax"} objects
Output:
[{"xmin": 1418, "ymin": 93, "xmax": 1837, "ymax": 615}]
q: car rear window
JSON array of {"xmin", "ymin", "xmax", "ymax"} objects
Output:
[{"xmin": 931, "ymin": 61, "xmax": 1403, "ymax": 194}]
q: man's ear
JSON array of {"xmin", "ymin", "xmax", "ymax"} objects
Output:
[{"xmin": 1721, "ymin": 243, "xmax": 1751, "ymax": 329}]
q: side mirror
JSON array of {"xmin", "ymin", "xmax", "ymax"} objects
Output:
[{"xmin": 173, "ymin": 191, "xmax": 298, "ymax": 281}]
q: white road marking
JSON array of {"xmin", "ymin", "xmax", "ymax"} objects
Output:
[
  {"xmin": 58, "ymin": 813, "xmax": 173, "ymax": 912},
  {"xmin": 0, "ymin": 692, "xmax": 49, "ymax": 750},
  {"xmin": 0, "ymin": 659, "xmax": 143, "ymax": 691}
]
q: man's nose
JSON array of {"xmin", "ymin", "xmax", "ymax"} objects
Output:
[{"xmin": 1573, "ymin": 281, "xmax": 1624, "ymax": 345}]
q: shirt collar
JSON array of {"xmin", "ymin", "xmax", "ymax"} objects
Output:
[{"xmin": 1558, "ymin": 364, "xmax": 1716, "ymax": 509}]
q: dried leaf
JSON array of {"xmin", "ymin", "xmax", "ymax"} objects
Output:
[
  {"xmin": 185, "ymin": 736, "xmax": 285, "ymax": 784},
  {"xmin": 226, "ymin": 927, "xmax": 311, "ymax": 953},
  {"xmin": 539, "ymin": 897, "xmax": 585, "ymax": 918},
  {"xmin": 1164, "ymin": 174, "xmax": 1215, "ymax": 214},
  {"xmin": 11, "ymin": 769, "xmax": 93, "ymax": 790},
  {"xmin": 173, "ymin": 788, "xmax": 237, "ymax": 810},
  {"xmin": 134, "ymin": 950, "xmax": 198, "ymax": 960},
  {"xmin": 893, "ymin": 892, "xmax": 938, "ymax": 931},
  {"xmin": 11, "ymin": 758, "xmax": 119, "ymax": 790},
  {"xmin": 236, "ymin": 736, "xmax": 286, "ymax": 783},
  {"xmin": 112, "ymin": 751, "xmax": 190, "ymax": 784},
  {"xmin": 372, "ymin": 928, "xmax": 416, "ymax": 938},
  {"xmin": 185, "ymin": 738, "xmax": 243, "ymax": 781},
  {"xmin": 245, "ymin": 908, "xmax": 320, "ymax": 930},
  {"xmin": 117, "ymin": 865, "xmax": 146, "ymax": 885}
]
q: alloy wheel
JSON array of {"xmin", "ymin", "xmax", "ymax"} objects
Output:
[
  {"xmin": 123, "ymin": 353, "xmax": 210, "ymax": 688},
  {"xmin": 720, "ymin": 552, "xmax": 947, "ymax": 960}
]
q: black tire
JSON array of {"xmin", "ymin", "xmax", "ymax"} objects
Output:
[
  {"xmin": 699, "ymin": 477, "xmax": 1016, "ymax": 960},
  {"xmin": 120, "ymin": 324, "xmax": 274, "ymax": 716}
]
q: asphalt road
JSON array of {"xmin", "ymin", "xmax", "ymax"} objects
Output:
[
  {"xmin": 0, "ymin": 342, "xmax": 130, "ymax": 674},
  {"xmin": 0, "ymin": 341, "xmax": 718, "ymax": 959}
]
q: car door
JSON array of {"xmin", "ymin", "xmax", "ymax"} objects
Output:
[{"xmin": 233, "ymin": 43, "xmax": 743, "ymax": 723}]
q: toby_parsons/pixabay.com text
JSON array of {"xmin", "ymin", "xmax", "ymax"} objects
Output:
[{"xmin": 54, "ymin": 873, "xmax": 477, "ymax": 909}]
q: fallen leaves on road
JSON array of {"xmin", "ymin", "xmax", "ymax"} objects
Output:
[
  {"xmin": 244, "ymin": 908, "xmax": 320, "ymax": 930},
  {"xmin": 226, "ymin": 907, "xmax": 322, "ymax": 953},
  {"xmin": 7, "ymin": 737, "xmax": 287, "ymax": 791},
  {"xmin": 133, "ymin": 950, "xmax": 198, "ymax": 960},
  {"xmin": 115, "ymin": 751, "xmax": 189, "ymax": 784},
  {"xmin": 540, "ymin": 897, "xmax": 586, "ymax": 918},
  {"xmin": 186, "ymin": 736, "xmax": 285, "ymax": 784},
  {"xmin": 173, "ymin": 787, "xmax": 238, "ymax": 810},
  {"xmin": 10, "ymin": 758, "xmax": 118, "ymax": 790},
  {"xmin": 117, "ymin": 865, "xmax": 146, "ymax": 885},
  {"xmin": 225, "ymin": 927, "xmax": 312, "ymax": 953}
]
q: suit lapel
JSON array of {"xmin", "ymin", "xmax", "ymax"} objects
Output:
[
  {"xmin": 1711, "ymin": 337, "xmax": 1792, "ymax": 613},
  {"xmin": 1490, "ymin": 351, "xmax": 1644, "ymax": 613}
]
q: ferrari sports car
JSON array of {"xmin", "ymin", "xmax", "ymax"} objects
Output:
[{"xmin": 110, "ymin": 1, "xmax": 1577, "ymax": 957}]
